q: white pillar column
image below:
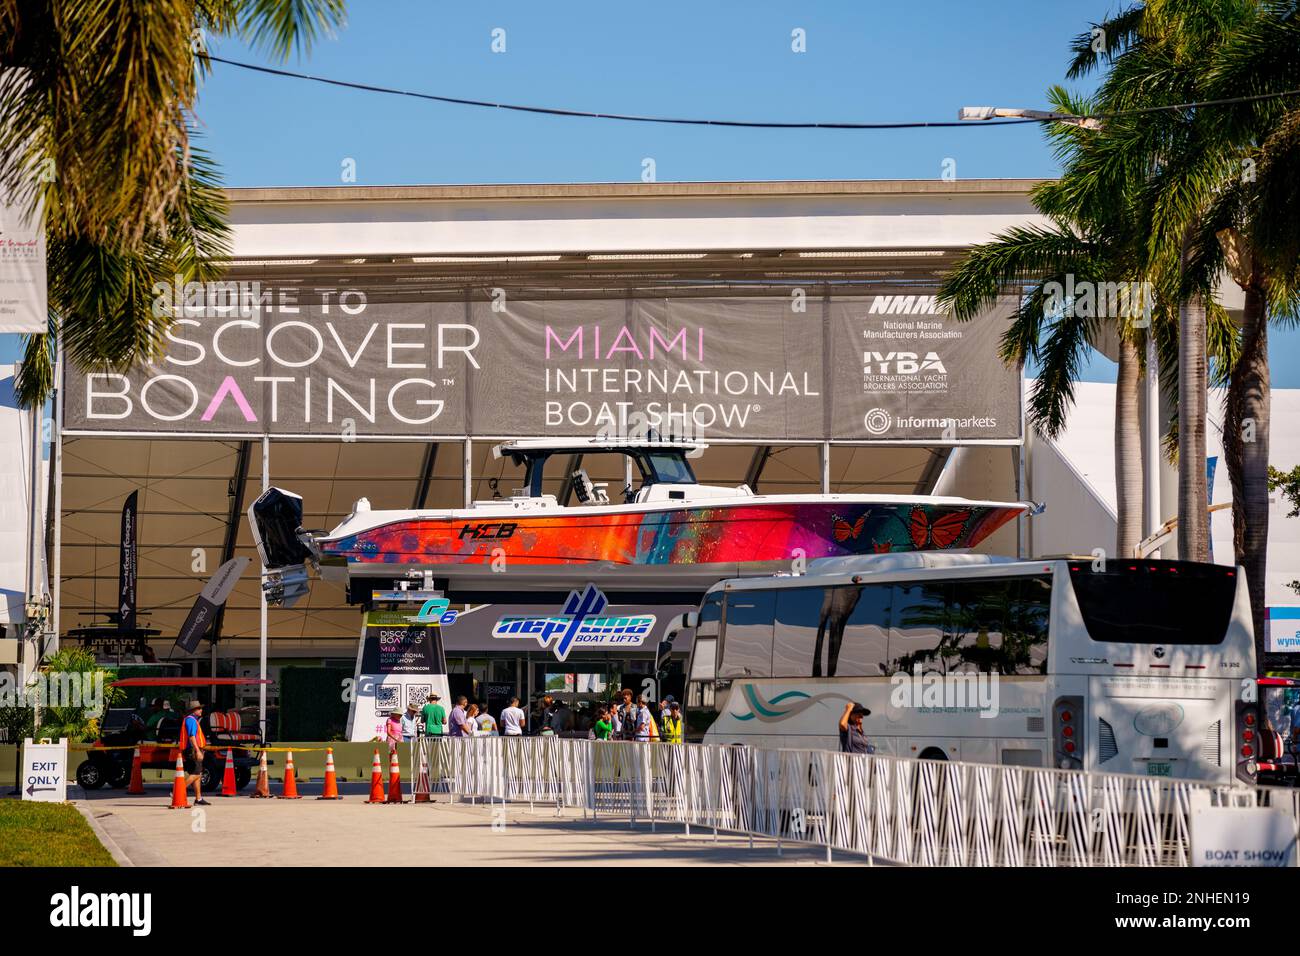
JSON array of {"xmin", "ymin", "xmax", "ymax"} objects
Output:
[
  {"xmin": 1143, "ymin": 335, "xmax": 1162, "ymax": 557},
  {"xmin": 259, "ymin": 435, "xmax": 269, "ymax": 738},
  {"xmin": 463, "ymin": 438, "xmax": 473, "ymax": 507}
]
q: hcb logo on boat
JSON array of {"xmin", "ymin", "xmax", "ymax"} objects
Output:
[{"xmin": 491, "ymin": 584, "xmax": 656, "ymax": 661}]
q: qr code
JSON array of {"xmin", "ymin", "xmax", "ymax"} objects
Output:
[
  {"xmin": 375, "ymin": 684, "xmax": 400, "ymax": 716},
  {"xmin": 407, "ymin": 684, "xmax": 431, "ymax": 709}
]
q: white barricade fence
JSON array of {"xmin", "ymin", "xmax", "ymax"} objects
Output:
[{"xmin": 412, "ymin": 737, "xmax": 1300, "ymax": 867}]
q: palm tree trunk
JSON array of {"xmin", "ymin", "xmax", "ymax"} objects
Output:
[
  {"xmin": 1115, "ymin": 336, "xmax": 1143, "ymax": 557},
  {"xmin": 1178, "ymin": 294, "xmax": 1209, "ymax": 562},
  {"xmin": 1224, "ymin": 282, "xmax": 1270, "ymax": 658}
]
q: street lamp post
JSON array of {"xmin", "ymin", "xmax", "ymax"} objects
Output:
[{"xmin": 958, "ymin": 106, "xmax": 1102, "ymax": 129}]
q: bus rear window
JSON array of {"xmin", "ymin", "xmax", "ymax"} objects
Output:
[{"xmin": 1068, "ymin": 562, "xmax": 1237, "ymax": 645}]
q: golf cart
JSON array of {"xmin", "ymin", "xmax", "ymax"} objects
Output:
[
  {"xmin": 75, "ymin": 677, "xmax": 272, "ymax": 792},
  {"xmin": 1253, "ymin": 677, "xmax": 1300, "ymax": 787}
]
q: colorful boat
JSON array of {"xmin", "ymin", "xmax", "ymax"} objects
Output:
[{"xmin": 249, "ymin": 438, "xmax": 1034, "ymax": 606}]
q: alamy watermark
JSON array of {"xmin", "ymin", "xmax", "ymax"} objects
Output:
[
  {"xmin": 0, "ymin": 671, "xmax": 105, "ymax": 713},
  {"xmin": 1042, "ymin": 275, "xmax": 1154, "ymax": 327},
  {"xmin": 889, "ymin": 664, "xmax": 1000, "ymax": 718}
]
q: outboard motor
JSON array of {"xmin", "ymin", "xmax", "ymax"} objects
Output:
[{"xmin": 247, "ymin": 488, "xmax": 317, "ymax": 607}]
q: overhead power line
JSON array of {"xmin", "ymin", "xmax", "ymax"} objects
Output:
[{"xmin": 205, "ymin": 55, "xmax": 1300, "ymax": 131}]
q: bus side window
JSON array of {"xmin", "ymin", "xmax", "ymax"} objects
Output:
[
  {"xmin": 838, "ymin": 584, "xmax": 891, "ymax": 676},
  {"xmin": 689, "ymin": 639, "xmax": 717, "ymax": 681},
  {"xmin": 888, "ymin": 582, "xmax": 949, "ymax": 674},
  {"xmin": 771, "ymin": 587, "xmax": 824, "ymax": 677},
  {"xmin": 697, "ymin": 592, "xmax": 722, "ymax": 635},
  {"xmin": 1006, "ymin": 576, "xmax": 1051, "ymax": 674},
  {"xmin": 771, "ymin": 584, "xmax": 891, "ymax": 678},
  {"xmin": 948, "ymin": 579, "xmax": 1010, "ymax": 674},
  {"xmin": 718, "ymin": 591, "xmax": 774, "ymax": 678}
]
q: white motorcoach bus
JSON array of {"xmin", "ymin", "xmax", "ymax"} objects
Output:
[{"xmin": 681, "ymin": 553, "xmax": 1261, "ymax": 784}]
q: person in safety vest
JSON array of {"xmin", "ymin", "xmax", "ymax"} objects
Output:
[
  {"xmin": 178, "ymin": 700, "xmax": 210, "ymax": 805},
  {"xmin": 662, "ymin": 702, "xmax": 684, "ymax": 744}
]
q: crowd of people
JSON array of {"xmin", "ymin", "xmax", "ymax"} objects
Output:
[
  {"xmin": 383, "ymin": 689, "xmax": 686, "ymax": 749},
  {"xmin": 383, "ymin": 690, "xmax": 873, "ymax": 754}
]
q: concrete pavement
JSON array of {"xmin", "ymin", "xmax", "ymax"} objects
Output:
[{"xmin": 68, "ymin": 781, "xmax": 867, "ymax": 867}]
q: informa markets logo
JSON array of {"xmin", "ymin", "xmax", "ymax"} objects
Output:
[
  {"xmin": 861, "ymin": 409, "xmax": 999, "ymax": 436},
  {"xmin": 491, "ymin": 584, "xmax": 656, "ymax": 662},
  {"xmin": 862, "ymin": 408, "xmax": 891, "ymax": 435}
]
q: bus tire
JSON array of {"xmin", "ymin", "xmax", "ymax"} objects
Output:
[{"xmin": 918, "ymin": 747, "xmax": 948, "ymax": 761}]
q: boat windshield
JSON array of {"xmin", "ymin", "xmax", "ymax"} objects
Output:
[{"xmin": 645, "ymin": 452, "xmax": 697, "ymax": 485}]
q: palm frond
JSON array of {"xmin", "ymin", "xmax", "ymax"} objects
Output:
[
  {"xmin": 1028, "ymin": 308, "xmax": 1097, "ymax": 438},
  {"xmin": 15, "ymin": 317, "xmax": 58, "ymax": 410},
  {"xmin": 1065, "ymin": 4, "xmax": 1145, "ymax": 79},
  {"xmin": 937, "ymin": 225, "xmax": 1095, "ymax": 320},
  {"xmin": 232, "ymin": 0, "xmax": 348, "ymax": 59}
]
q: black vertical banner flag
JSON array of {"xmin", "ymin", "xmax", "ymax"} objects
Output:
[{"xmin": 118, "ymin": 491, "xmax": 138, "ymax": 633}]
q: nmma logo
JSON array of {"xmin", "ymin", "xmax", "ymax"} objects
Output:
[
  {"xmin": 867, "ymin": 295, "xmax": 949, "ymax": 315},
  {"xmin": 50, "ymin": 886, "xmax": 151, "ymax": 936}
]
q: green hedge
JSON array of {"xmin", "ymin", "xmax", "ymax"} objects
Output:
[{"xmin": 278, "ymin": 666, "xmax": 351, "ymax": 741}]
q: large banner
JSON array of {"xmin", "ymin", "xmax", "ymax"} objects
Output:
[
  {"xmin": 64, "ymin": 290, "xmax": 1021, "ymax": 442},
  {"xmin": 0, "ymin": 199, "xmax": 47, "ymax": 334}
]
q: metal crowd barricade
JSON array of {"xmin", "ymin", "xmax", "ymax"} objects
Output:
[{"xmin": 410, "ymin": 736, "xmax": 1300, "ymax": 867}]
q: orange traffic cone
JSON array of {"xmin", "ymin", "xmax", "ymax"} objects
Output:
[
  {"xmin": 318, "ymin": 747, "xmax": 341, "ymax": 800},
  {"xmin": 168, "ymin": 754, "xmax": 189, "ymax": 809},
  {"xmin": 127, "ymin": 747, "xmax": 145, "ymax": 795},
  {"xmin": 414, "ymin": 746, "xmax": 431, "ymax": 804},
  {"xmin": 250, "ymin": 750, "xmax": 271, "ymax": 798},
  {"xmin": 385, "ymin": 749, "xmax": 404, "ymax": 804},
  {"xmin": 278, "ymin": 750, "xmax": 302, "ymax": 799},
  {"xmin": 365, "ymin": 749, "xmax": 385, "ymax": 804},
  {"xmin": 219, "ymin": 748, "xmax": 237, "ymax": 797}
]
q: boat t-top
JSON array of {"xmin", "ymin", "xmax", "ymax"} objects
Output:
[{"xmin": 249, "ymin": 437, "xmax": 1034, "ymax": 606}]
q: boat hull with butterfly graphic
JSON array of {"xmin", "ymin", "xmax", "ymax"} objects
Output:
[{"xmin": 248, "ymin": 438, "xmax": 1035, "ymax": 605}]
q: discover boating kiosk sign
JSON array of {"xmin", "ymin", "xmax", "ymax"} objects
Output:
[
  {"xmin": 63, "ymin": 291, "xmax": 1022, "ymax": 443},
  {"xmin": 345, "ymin": 610, "xmax": 450, "ymax": 742}
]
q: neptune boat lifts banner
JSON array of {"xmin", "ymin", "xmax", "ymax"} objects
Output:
[{"xmin": 63, "ymin": 289, "xmax": 1022, "ymax": 443}]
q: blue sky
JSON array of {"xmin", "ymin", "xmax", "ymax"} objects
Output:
[{"xmin": 11, "ymin": 0, "xmax": 1300, "ymax": 384}]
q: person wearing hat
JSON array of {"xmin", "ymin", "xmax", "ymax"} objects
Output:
[
  {"xmin": 420, "ymin": 693, "xmax": 446, "ymax": 737},
  {"xmin": 178, "ymin": 700, "xmax": 210, "ymax": 806},
  {"xmin": 662, "ymin": 700, "xmax": 684, "ymax": 744},
  {"xmin": 384, "ymin": 710, "xmax": 403, "ymax": 753},
  {"xmin": 838, "ymin": 702, "xmax": 874, "ymax": 755},
  {"xmin": 145, "ymin": 697, "xmax": 169, "ymax": 734},
  {"xmin": 400, "ymin": 702, "xmax": 421, "ymax": 742}
]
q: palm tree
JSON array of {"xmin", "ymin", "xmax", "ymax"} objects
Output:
[
  {"xmin": 938, "ymin": 90, "xmax": 1161, "ymax": 557},
  {"xmin": 0, "ymin": 0, "xmax": 348, "ymax": 405},
  {"xmin": 1064, "ymin": 1, "xmax": 1257, "ymax": 565},
  {"xmin": 1071, "ymin": 0, "xmax": 1300, "ymax": 656},
  {"xmin": 1193, "ymin": 1, "xmax": 1300, "ymax": 653}
]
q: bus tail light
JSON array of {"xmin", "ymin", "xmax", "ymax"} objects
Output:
[
  {"xmin": 1053, "ymin": 696, "xmax": 1083, "ymax": 770},
  {"xmin": 1235, "ymin": 698, "xmax": 1259, "ymax": 784}
]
